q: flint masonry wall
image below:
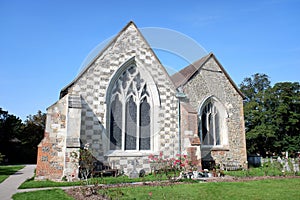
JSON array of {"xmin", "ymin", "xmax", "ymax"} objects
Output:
[
  {"xmin": 182, "ymin": 57, "xmax": 247, "ymax": 168},
  {"xmin": 65, "ymin": 23, "xmax": 179, "ymax": 174},
  {"xmin": 36, "ymin": 95, "xmax": 68, "ymax": 180},
  {"xmin": 36, "ymin": 94, "xmax": 82, "ymax": 181}
]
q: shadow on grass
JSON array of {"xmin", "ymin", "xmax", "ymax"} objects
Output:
[
  {"xmin": 0, "ymin": 165, "xmax": 24, "ymax": 175},
  {"xmin": 0, "ymin": 165, "xmax": 25, "ymax": 183}
]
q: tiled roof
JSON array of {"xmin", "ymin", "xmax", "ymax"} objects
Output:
[
  {"xmin": 170, "ymin": 53, "xmax": 212, "ymax": 88},
  {"xmin": 170, "ymin": 53, "xmax": 245, "ymax": 98}
]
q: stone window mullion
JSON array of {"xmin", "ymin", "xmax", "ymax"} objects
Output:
[
  {"xmin": 136, "ymin": 98, "xmax": 140, "ymax": 150},
  {"xmin": 206, "ymin": 111, "xmax": 210, "ymax": 144},
  {"xmin": 121, "ymin": 96, "xmax": 126, "ymax": 151},
  {"xmin": 213, "ymin": 109, "xmax": 216, "ymax": 146}
]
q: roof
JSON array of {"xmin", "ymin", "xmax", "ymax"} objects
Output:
[
  {"xmin": 171, "ymin": 53, "xmax": 211, "ymax": 88},
  {"xmin": 170, "ymin": 53, "xmax": 245, "ymax": 98},
  {"xmin": 59, "ymin": 22, "xmax": 244, "ymax": 99}
]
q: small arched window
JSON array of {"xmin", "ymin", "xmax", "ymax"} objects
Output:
[{"xmin": 199, "ymin": 98, "xmax": 226, "ymax": 146}]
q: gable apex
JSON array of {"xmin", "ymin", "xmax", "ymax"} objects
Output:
[
  {"xmin": 60, "ymin": 21, "xmax": 175, "ymax": 98},
  {"xmin": 60, "ymin": 21, "xmax": 138, "ymax": 98},
  {"xmin": 171, "ymin": 53, "xmax": 245, "ymax": 98}
]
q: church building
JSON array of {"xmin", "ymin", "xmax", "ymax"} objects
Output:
[{"xmin": 36, "ymin": 21, "xmax": 247, "ymax": 180}]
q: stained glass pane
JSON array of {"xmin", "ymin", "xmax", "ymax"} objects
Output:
[
  {"xmin": 208, "ymin": 113, "xmax": 214, "ymax": 145},
  {"xmin": 201, "ymin": 113, "xmax": 208, "ymax": 145},
  {"xmin": 110, "ymin": 96, "xmax": 122, "ymax": 150},
  {"xmin": 125, "ymin": 96, "xmax": 137, "ymax": 150},
  {"xmin": 140, "ymin": 98, "xmax": 150, "ymax": 150},
  {"xmin": 215, "ymin": 112, "xmax": 220, "ymax": 145}
]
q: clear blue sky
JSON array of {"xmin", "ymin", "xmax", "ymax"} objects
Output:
[{"xmin": 0, "ymin": 0, "xmax": 299, "ymax": 121}]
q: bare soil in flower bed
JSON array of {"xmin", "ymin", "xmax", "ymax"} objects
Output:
[
  {"xmin": 65, "ymin": 186, "xmax": 109, "ymax": 200},
  {"xmin": 64, "ymin": 176, "xmax": 300, "ymax": 200},
  {"xmin": 64, "ymin": 181, "xmax": 192, "ymax": 200}
]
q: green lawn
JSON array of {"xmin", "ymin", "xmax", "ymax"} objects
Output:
[
  {"xmin": 224, "ymin": 166, "xmax": 300, "ymax": 177},
  {"xmin": 19, "ymin": 173, "xmax": 171, "ymax": 189},
  {"xmin": 14, "ymin": 178, "xmax": 300, "ymax": 200},
  {"xmin": 12, "ymin": 189, "xmax": 73, "ymax": 200},
  {"xmin": 104, "ymin": 178, "xmax": 300, "ymax": 199},
  {"xmin": 0, "ymin": 165, "xmax": 25, "ymax": 183}
]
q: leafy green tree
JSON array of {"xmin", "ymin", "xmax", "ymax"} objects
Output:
[
  {"xmin": 268, "ymin": 82, "xmax": 300, "ymax": 155},
  {"xmin": 0, "ymin": 108, "xmax": 23, "ymax": 163},
  {"xmin": 240, "ymin": 74, "xmax": 300, "ymax": 157},
  {"xmin": 0, "ymin": 108, "xmax": 46, "ymax": 164},
  {"xmin": 20, "ymin": 111, "xmax": 46, "ymax": 163},
  {"xmin": 0, "ymin": 152, "xmax": 5, "ymax": 163},
  {"xmin": 239, "ymin": 73, "xmax": 271, "ymax": 103},
  {"xmin": 240, "ymin": 74, "xmax": 273, "ymax": 156}
]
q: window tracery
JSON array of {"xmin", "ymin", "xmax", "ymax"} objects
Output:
[
  {"xmin": 199, "ymin": 99, "xmax": 222, "ymax": 146},
  {"xmin": 109, "ymin": 65, "xmax": 151, "ymax": 151}
]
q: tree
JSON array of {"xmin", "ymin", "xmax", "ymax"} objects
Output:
[
  {"xmin": 0, "ymin": 152, "xmax": 4, "ymax": 163},
  {"xmin": 240, "ymin": 74, "xmax": 300, "ymax": 157},
  {"xmin": 268, "ymin": 82, "xmax": 300, "ymax": 155},
  {"xmin": 0, "ymin": 108, "xmax": 23, "ymax": 163},
  {"xmin": 0, "ymin": 108, "xmax": 46, "ymax": 164},
  {"xmin": 239, "ymin": 73, "xmax": 271, "ymax": 103},
  {"xmin": 20, "ymin": 111, "xmax": 46, "ymax": 163},
  {"xmin": 240, "ymin": 74, "xmax": 273, "ymax": 156}
]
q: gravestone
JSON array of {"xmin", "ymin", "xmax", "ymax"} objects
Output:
[{"xmin": 129, "ymin": 160, "xmax": 139, "ymax": 178}]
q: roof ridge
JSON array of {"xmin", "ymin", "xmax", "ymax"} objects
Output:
[{"xmin": 171, "ymin": 53, "xmax": 245, "ymax": 98}]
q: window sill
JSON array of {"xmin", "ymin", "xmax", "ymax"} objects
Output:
[
  {"xmin": 202, "ymin": 145, "xmax": 229, "ymax": 151},
  {"xmin": 105, "ymin": 150, "xmax": 154, "ymax": 157}
]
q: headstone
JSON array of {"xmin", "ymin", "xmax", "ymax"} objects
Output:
[
  {"xmin": 129, "ymin": 160, "xmax": 139, "ymax": 178},
  {"xmin": 193, "ymin": 171, "xmax": 198, "ymax": 179},
  {"xmin": 283, "ymin": 159, "xmax": 291, "ymax": 172},
  {"xmin": 292, "ymin": 159, "xmax": 299, "ymax": 172}
]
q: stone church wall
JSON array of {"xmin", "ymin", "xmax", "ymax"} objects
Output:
[
  {"xmin": 180, "ymin": 103, "xmax": 202, "ymax": 169},
  {"xmin": 36, "ymin": 22, "xmax": 247, "ymax": 180},
  {"xmin": 36, "ymin": 94, "xmax": 82, "ymax": 180},
  {"xmin": 66, "ymin": 23, "xmax": 179, "ymax": 174},
  {"xmin": 182, "ymin": 57, "xmax": 247, "ymax": 168},
  {"xmin": 36, "ymin": 95, "xmax": 68, "ymax": 180}
]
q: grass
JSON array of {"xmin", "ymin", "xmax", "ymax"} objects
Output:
[
  {"xmin": 19, "ymin": 173, "xmax": 170, "ymax": 189},
  {"xmin": 18, "ymin": 177, "xmax": 80, "ymax": 189},
  {"xmin": 14, "ymin": 178, "xmax": 300, "ymax": 200},
  {"xmin": 0, "ymin": 165, "xmax": 25, "ymax": 183},
  {"xmin": 12, "ymin": 189, "xmax": 73, "ymax": 200},
  {"xmin": 19, "ymin": 164, "xmax": 300, "ymax": 189},
  {"xmin": 224, "ymin": 165, "xmax": 300, "ymax": 177},
  {"xmin": 103, "ymin": 178, "xmax": 300, "ymax": 199}
]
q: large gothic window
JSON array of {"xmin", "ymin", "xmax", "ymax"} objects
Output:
[
  {"xmin": 109, "ymin": 65, "xmax": 151, "ymax": 151},
  {"xmin": 199, "ymin": 100, "xmax": 221, "ymax": 146}
]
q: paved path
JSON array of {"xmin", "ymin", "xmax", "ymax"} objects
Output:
[{"xmin": 0, "ymin": 165, "xmax": 36, "ymax": 200}]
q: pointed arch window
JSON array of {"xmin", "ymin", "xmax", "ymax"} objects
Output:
[
  {"xmin": 109, "ymin": 65, "xmax": 151, "ymax": 151},
  {"xmin": 199, "ymin": 100, "xmax": 222, "ymax": 146}
]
